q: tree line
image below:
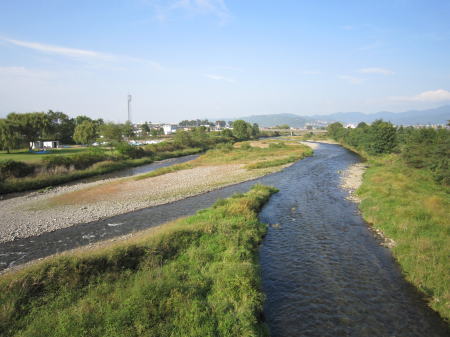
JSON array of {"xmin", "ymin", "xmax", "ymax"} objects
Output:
[{"xmin": 327, "ymin": 120, "xmax": 449, "ymax": 185}]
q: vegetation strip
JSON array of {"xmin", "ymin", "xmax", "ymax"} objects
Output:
[
  {"xmin": 0, "ymin": 184, "xmax": 277, "ymax": 337},
  {"xmin": 326, "ymin": 121, "xmax": 449, "ymax": 322}
]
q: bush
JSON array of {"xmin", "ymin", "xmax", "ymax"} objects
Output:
[
  {"xmin": 42, "ymin": 155, "xmax": 74, "ymax": 170},
  {"xmin": 115, "ymin": 143, "xmax": 146, "ymax": 159},
  {"xmin": 71, "ymin": 151, "xmax": 108, "ymax": 170},
  {"xmin": 0, "ymin": 160, "xmax": 35, "ymax": 181}
]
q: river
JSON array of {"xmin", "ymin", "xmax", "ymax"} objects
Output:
[{"xmin": 0, "ymin": 143, "xmax": 447, "ymax": 336}]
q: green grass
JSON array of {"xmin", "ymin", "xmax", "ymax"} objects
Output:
[
  {"xmin": 0, "ymin": 184, "xmax": 277, "ymax": 337},
  {"xmin": 0, "ymin": 148, "xmax": 91, "ymax": 163},
  {"xmin": 245, "ymin": 151, "xmax": 312, "ymax": 170},
  {"xmin": 0, "ymin": 148, "xmax": 202, "ymax": 194},
  {"xmin": 357, "ymin": 154, "xmax": 450, "ymax": 321}
]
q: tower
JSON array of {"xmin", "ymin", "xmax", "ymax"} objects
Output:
[{"xmin": 127, "ymin": 94, "xmax": 132, "ymax": 123}]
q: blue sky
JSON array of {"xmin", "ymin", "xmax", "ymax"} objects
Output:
[{"xmin": 1, "ymin": 0, "xmax": 450, "ymax": 123}]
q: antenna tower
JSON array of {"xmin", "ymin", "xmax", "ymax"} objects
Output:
[{"xmin": 127, "ymin": 94, "xmax": 132, "ymax": 123}]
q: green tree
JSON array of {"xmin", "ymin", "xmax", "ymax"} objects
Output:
[
  {"xmin": 73, "ymin": 120, "xmax": 98, "ymax": 145},
  {"xmin": 232, "ymin": 120, "xmax": 251, "ymax": 140},
  {"xmin": 0, "ymin": 119, "xmax": 23, "ymax": 153},
  {"xmin": 99, "ymin": 122, "xmax": 123, "ymax": 143},
  {"xmin": 251, "ymin": 123, "xmax": 260, "ymax": 138},
  {"xmin": 327, "ymin": 122, "xmax": 344, "ymax": 139},
  {"xmin": 45, "ymin": 110, "xmax": 75, "ymax": 144},
  {"xmin": 366, "ymin": 120, "xmax": 397, "ymax": 154},
  {"xmin": 123, "ymin": 121, "xmax": 135, "ymax": 139},
  {"xmin": 7, "ymin": 112, "xmax": 51, "ymax": 149}
]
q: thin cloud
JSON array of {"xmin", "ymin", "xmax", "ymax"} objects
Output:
[
  {"xmin": 339, "ymin": 75, "xmax": 364, "ymax": 84},
  {"xmin": 153, "ymin": 0, "xmax": 231, "ymax": 24},
  {"xmin": 0, "ymin": 36, "xmax": 163, "ymax": 70},
  {"xmin": 359, "ymin": 67, "xmax": 394, "ymax": 75},
  {"xmin": 205, "ymin": 74, "xmax": 235, "ymax": 83},
  {"xmin": 391, "ymin": 89, "xmax": 450, "ymax": 102},
  {"xmin": 1, "ymin": 37, "xmax": 109, "ymax": 59}
]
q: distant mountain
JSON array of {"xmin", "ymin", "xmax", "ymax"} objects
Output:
[
  {"xmin": 228, "ymin": 113, "xmax": 313, "ymax": 128},
  {"xmin": 224, "ymin": 105, "xmax": 450, "ymax": 127},
  {"xmin": 309, "ymin": 105, "xmax": 450, "ymax": 125}
]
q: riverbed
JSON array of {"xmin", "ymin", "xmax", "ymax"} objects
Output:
[{"xmin": 0, "ymin": 143, "xmax": 448, "ymax": 336}]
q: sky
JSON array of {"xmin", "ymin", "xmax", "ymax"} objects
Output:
[{"xmin": 1, "ymin": 0, "xmax": 450, "ymax": 123}]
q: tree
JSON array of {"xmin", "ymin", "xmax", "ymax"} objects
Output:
[
  {"xmin": 7, "ymin": 112, "xmax": 51, "ymax": 149},
  {"xmin": 174, "ymin": 130, "xmax": 194, "ymax": 147},
  {"xmin": 0, "ymin": 119, "xmax": 23, "ymax": 153},
  {"xmin": 45, "ymin": 110, "xmax": 75, "ymax": 144},
  {"xmin": 366, "ymin": 120, "xmax": 397, "ymax": 154},
  {"xmin": 123, "ymin": 121, "xmax": 135, "ymax": 139},
  {"xmin": 99, "ymin": 122, "xmax": 123, "ymax": 143},
  {"xmin": 251, "ymin": 123, "xmax": 260, "ymax": 138},
  {"xmin": 232, "ymin": 120, "xmax": 252, "ymax": 140},
  {"xmin": 141, "ymin": 122, "xmax": 150, "ymax": 133},
  {"xmin": 327, "ymin": 122, "xmax": 344, "ymax": 139},
  {"xmin": 73, "ymin": 120, "xmax": 98, "ymax": 145},
  {"xmin": 275, "ymin": 124, "xmax": 290, "ymax": 129}
]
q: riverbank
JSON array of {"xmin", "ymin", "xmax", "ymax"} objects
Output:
[
  {"xmin": 0, "ymin": 185, "xmax": 276, "ymax": 337},
  {"xmin": 0, "ymin": 140, "xmax": 312, "ymax": 243},
  {"xmin": 357, "ymin": 154, "xmax": 450, "ymax": 321}
]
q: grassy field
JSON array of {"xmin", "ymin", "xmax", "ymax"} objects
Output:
[
  {"xmin": 0, "ymin": 184, "xmax": 277, "ymax": 337},
  {"xmin": 357, "ymin": 154, "xmax": 450, "ymax": 321},
  {"xmin": 136, "ymin": 140, "xmax": 313, "ymax": 180},
  {"xmin": 0, "ymin": 148, "xmax": 90, "ymax": 163}
]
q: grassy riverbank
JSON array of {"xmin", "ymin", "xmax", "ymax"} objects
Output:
[
  {"xmin": 0, "ymin": 147, "xmax": 202, "ymax": 194},
  {"xmin": 357, "ymin": 154, "xmax": 450, "ymax": 321},
  {"xmin": 0, "ymin": 184, "xmax": 277, "ymax": 337}
]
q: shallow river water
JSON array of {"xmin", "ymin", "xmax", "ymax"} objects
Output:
[{"xmin": 0, "ymin": 143, "xmax": 448, "ymax": 336}]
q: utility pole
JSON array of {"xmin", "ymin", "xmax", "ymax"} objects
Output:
[{"xmin": 127, "ymin": 94, "xmax": 132, "ymax": 123}]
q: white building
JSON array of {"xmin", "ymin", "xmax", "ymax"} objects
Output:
[
  {"xmin": 30, "ymin": 141, "xmax": 60, "ymax": 149},
  {"xmin": 163, "ymin": 124, "xmax": 178, "ymax": 135}
]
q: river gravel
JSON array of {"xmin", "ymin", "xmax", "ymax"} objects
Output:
[{"xmin": 0, "ymin": 164, "xmax": 276, "ymax": 243}]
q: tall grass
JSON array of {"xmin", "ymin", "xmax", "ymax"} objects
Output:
[
  {"xmin": 0, "ymin": 184, "xmax": 278, "ymax": 337},
  {"xmin": 357, "ymin": 154, "xmax": 450, "ymax": 321}
]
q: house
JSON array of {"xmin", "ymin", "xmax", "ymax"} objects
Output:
[
  {"xmin": 163, "ymin": 124, "xmax": 178, "ymax": 135},
  {"xmin": 30, "ymin": 141, "xmax": 60, "ymax": 149}
]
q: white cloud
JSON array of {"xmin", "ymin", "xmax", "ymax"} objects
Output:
[
  {"xmin": 0, "ymin": 36, "xmax": 163, "ymax": 70},
  {"xmin": 392, "ymin": 89, "xmax": 450, "ymax": 102},
  {"xmin": 339, "ymin": 75, "xmax": 364, "ymax": 84},
  {"xmin": 153, "ymin": 0, "xmax": 230, "ymax": 24},
  {"xmin": 359, "ymin": 67, "xmax": 394, "ymax": 75},
  {"xmin": 205, "ymin": 74, "xmax": 234, "ymax": 83},
  {"xmin": 0, "ymin": 66, "xmax": 52, "ymax": 78},
  {"xmin": 1, "ymin": 37, "xmax": 109, "ymax": 59}
]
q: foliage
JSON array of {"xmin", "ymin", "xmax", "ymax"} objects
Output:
[
  {"xmin": 115, "ymin": 143, "xmax": 145, "ymax": 159},
  {"xmin": 232, "ymin": 120, "xmax": 255, "ymax": 140},
  {"xmin": 0, "ymin": 160, "xmax": 35, "ymax": 181},
  {"xmin": 274, "ymin": 124, "xmax": 290, "ymax": 129},
  {"xmin": 327, "ymin": 120, "xmax": 450, "ymax": 185},
  {"xmin": 73, "ymin": 120, "xmax": 98, "ymax": 145},
  {"xmin": 99, "ymin": 122, "xmax": 124, "ymax": 143},
  {"xmin": 6, "ymin": 112, "xmax": 51, "ymax": 149},
  {"xmin": 0, "ymin": 119, "xmax": 23, "ymax": 153},
  {"xmin": 0, "ymin": 185, "xmax": 277, "ymax": 337}
]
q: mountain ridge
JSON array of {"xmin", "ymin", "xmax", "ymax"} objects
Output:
[{"xmin": 219, "ymin": 105, "xmax": 450, "ymax": 127}]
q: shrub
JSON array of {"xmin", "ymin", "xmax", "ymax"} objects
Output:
[
  {"xmin": 42, "ymin": 155, "xmax": 74, "ymax": 170},
  {"xmin": 115, "ymin": 143, "xmax": 146, "ymax": 159},
  {"xmin": 71, "ymin": 151, "xmax": 108, "ymax": 170},
  {"xmin": 0, "ymin": 160, "xmax": 35, "ymax": 181}
]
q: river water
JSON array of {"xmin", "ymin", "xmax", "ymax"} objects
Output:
[{"xmin": 0, "ymin": 143, "xmax": 447, "ymax": 335}]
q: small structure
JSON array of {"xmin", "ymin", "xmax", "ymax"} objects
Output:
[
  {"xmin": 163, "ymin": 124, "xmax": 178, "ymax": 135},
  {"xmin": 30, "ymin": 140, "xmax": 60, "ymax": 150}
]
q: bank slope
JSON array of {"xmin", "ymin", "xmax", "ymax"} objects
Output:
[{"xmin": 0, "ymin": 184, "xmax": 277, "ymax": 337}]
